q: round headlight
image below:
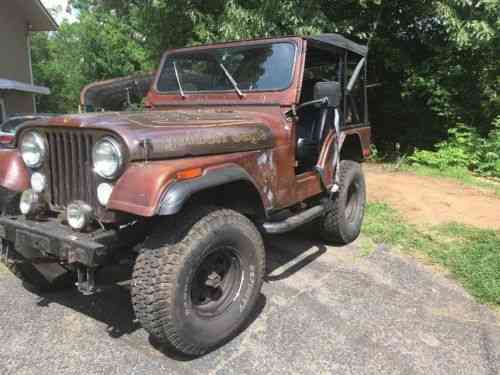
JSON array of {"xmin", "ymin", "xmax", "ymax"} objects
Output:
[
  {"xmin": 67, "ymin": 202, "xmax": 93, "ymax": 231},
  {"xmin": 31, "ymin": 172, "xmax": 47, "ymax": 193},
  {"xmin": 20, "ymin": 131, "xmax": 46, "ymax": 168},
  {"xmin": 93, "ymin": 137, "xmax": 123, "ymax": 179}
]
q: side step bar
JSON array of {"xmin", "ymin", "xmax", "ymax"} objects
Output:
[{"xmin": 263, "ymin": 205, "xmax": 326, "ymax": 234}]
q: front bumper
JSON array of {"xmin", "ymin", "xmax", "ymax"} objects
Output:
[{"xmin": 0, "ymin": 216, "xmax": 118, "ymax": 267}]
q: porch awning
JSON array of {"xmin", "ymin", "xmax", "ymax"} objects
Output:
[{"xmin": 0, "ymin": 79, "xmax": 50, "ymax": 95}]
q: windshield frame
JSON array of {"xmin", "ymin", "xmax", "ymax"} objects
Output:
[{"xmin": 154, "ymin": 41, "xmax": 298, "ymax": 96}]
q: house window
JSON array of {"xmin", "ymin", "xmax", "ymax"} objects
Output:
[{"xmin": 0, "ymin": 98, "xmax": 6, "ymax": 124}]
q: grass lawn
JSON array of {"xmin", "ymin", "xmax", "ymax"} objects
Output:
[{"xmin": 363, "ymin": 202, "xmax": 500, "ymax": 305}]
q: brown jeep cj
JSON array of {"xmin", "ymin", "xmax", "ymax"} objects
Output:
[{"xmin": 0, "ymin": 34, "xmax": 370, "ymax": 355}]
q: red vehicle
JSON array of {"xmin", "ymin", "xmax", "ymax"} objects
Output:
[
  {"xmin": 0, "ymin": 34, "xmax": 370, "ymax": 356},
  {"xmin": 0, "ymin": 114, "xmax": 57, "ymax": 149}
]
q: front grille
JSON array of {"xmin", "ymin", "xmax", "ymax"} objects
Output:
[{"xmin": 43, "ymin": 129, "xmax": 99, "ymax": 209}]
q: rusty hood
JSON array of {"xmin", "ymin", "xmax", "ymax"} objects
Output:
[{"xmin": 26, "ymin": 110, "xmax": 275, "ymax": 161}]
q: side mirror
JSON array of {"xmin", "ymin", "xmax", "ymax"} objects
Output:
[{"xmin": 314, "ymin": 81, "xmax": 341, "ymax": 108}]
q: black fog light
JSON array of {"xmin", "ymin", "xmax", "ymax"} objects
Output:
[{"xmin": 66, "ymin": 202, "xmax": 93, "ymax": 231}]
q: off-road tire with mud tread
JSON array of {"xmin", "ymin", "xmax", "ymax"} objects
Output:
[
  {"xmin": 132, "ymin": 206, "xmax": 265, "ymax": 356},
  {"xmin": 317, "ymin": 160, "xmax": 366, "ymax": 244}
]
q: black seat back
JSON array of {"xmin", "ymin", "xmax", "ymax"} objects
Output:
[
  {"xmin": 296, "ymin": 81, "xmax": 341, "ymax": 165},
  {"xmin": 314, "ymin": 81, "xmax": 342, "ymax": 108}
]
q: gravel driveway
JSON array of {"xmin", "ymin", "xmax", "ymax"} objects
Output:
[{"xmin": 1, "ymin": 233, "xmax": 499, "ymax": 375}]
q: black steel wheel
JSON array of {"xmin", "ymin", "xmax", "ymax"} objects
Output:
[
  {"xmin": 190, "ymin": 247, "xmax": 243, "ymax": 318},
  {"xmin": 132, "ymin": 206, "xmax": 265, "ymax": 356},
  {"xmin": 317, "ymin": 160, "xmax": 366, "ymax": 244}
]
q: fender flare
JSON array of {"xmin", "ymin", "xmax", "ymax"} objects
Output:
[
  {"xmin": 0, "ymin": 150, "xmax": 30, "ymax": 192},
  {"xmin": 157, "ymin": 165, "xmax": 259, "ymax": 215}
]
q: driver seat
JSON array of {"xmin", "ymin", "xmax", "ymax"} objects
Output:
[{"xmin": 296, "ymin": 81, "xmax": 341, "ymax": 167}]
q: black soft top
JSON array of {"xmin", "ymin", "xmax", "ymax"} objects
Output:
[{"xmin": 306, "ymin": 34, "xmax": 368, "ymax": 56}]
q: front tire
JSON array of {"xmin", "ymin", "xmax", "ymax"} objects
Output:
[
  {"xmin": 132, "ymin": 206, "xmax": 265, "ymax": 356},
  {"xmin": 317, "ymin": 160, "xmax": 366, "ymax": 244}
]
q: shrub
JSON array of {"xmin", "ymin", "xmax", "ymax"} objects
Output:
[
  {"xmin": 476, "ymin": 117, "xmax": 500, "ymax": 177},
  {"xmin": 408, "ymin": 125, "xmax": 480, "ymax": 170},
  {"xmin": 408, "ymin": 118, "xmax": 500, "ymax": 178}
]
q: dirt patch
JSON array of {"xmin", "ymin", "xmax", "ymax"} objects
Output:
[{"xmin": 364, "ymin": 164, "xmax": 500, "ymax": 231}]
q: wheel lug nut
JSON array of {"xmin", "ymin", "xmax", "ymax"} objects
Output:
[{"xmin": 205, "ymin": 271, "xmax": 222, "ymax": 287}]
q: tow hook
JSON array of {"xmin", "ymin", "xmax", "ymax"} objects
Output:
[{"xmin": 76, "ymin": 266, "xmax": 97, "ymax": 295}]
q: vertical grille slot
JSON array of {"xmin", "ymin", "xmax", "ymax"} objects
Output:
[{"xmin": 44, "ymin": 129, "xmax": 98, "ymax": 209}]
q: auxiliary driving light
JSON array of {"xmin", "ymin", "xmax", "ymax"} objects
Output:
[
  {"xmin": 19, "ymin": 189, "xmax": 44, "ymax": 216},
  {"xmin": 66, "ymin": 202, "xmax": 93, "ymax": 231},
  {"xmin": 97, "ymin": 182, "xmax": 113, "ymax": 206},
  {"xmin": 31, "ymin": 172, "xmax": 47, "ymax": 193}
]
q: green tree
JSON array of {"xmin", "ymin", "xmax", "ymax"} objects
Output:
[
  {"xmin": 32, "ymin": 0, "xmax": 499, "ymax": 177},
  {"xmin": 33, "ymin": 11, "xmax": 152, "ymax": 113}
]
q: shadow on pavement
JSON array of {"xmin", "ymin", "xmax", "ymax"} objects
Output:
[
  {"xmin": 265, "ymin": 230, "xmax": 330, "ymax": 282},
  {"xmin": 35, "ymin": 262, "xmax": 139, "ymax": 338},
  {"xmin": 32, "ymin": 230, "xmax": 331, "ymax": 359},
  {"xmin": 148, "ymin": 293, "xmax": 267, "ymax": 361}
]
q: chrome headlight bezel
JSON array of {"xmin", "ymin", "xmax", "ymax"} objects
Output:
[
  {"xmin": 92, "ymin": 137, "xmax": 123, "ymax": 179},
  {"xmin": 20, "ymin": 131, "xmax": 47, "ymax": 168},
  {"xmin": 66, "ymin": 201, "xmax": 93, "ymax": 231}
]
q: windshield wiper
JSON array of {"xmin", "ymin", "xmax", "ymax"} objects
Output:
[
  {"xmin": 219, "ymin": 63, "xmax": 245, "ymax": 98},
  {"xmin": 172, "ymin": 61, "xmax": 186, "ymax": 98}
]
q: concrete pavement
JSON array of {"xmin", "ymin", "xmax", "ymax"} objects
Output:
[{"xmin": 0, "ymin": 233, "xmax": 499, "ymax": 375}]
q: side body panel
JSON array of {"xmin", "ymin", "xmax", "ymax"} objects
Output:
[
  {"xmin": 109, "ymin": 149, "xmax": 282, "ymax": 217},
  {"xmin": 317, "ymin": 126, "xmax": 371, "ymax": 184},
  {"xmin": 294, "ymin": 127, "xmax": 371, "ymax": 203}
]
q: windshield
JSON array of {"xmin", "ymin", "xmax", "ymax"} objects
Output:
[{"xmin": 156, "ymin": 42, "xmax": 296, "ymax": 94}]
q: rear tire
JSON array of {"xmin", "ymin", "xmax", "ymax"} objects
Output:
[
  {"xmin": 317, "ymin": 160, "xmax": 366, "ymax": 244},
  {"xmin": 132, "ymin": 206, "xmax": 265, "ymax": 356}
]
